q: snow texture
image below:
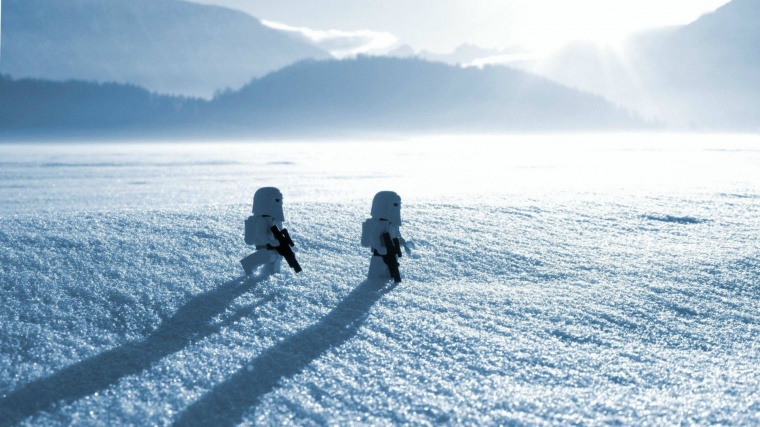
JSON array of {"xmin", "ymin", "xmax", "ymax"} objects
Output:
[{"xmin": 0, "ymin": 134, "xmax": 759, "ymax": 426}]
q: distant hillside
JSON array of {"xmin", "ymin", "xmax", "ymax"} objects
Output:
[
  {"xmin": 0, "ymin": 0, "xmax": 330, "ymax": 98},
  {"xmin": 0, "ymin": 76, "xmax": 199, "ymax": 138},
  {"xmin": 645, "ymin": 0, "xmax": 760, "ymax": 129},
  {"xmin": 208, "ymin": 56, "xmax": 642, "ymax": 134},
  {"xmin": 524, "ymin": 0, "xmax": 760, "ymax": 130},
  {"xmin": 656, "ymin": 0, "xmax": 760, "ymax": 86}
]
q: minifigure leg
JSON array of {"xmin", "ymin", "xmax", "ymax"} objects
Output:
[
  {"xmin": 243, "ymin": 249, "xmax": 279, "ymax": 275},
  {"xmin": 262, "ymin": 255, "xmax": 283, "ymax": 275},
  {"xmin": 367, "ymin": 256, "xmax": 392, "ymax": 280}
]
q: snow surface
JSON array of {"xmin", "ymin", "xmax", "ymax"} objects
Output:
[{"xmin": 0, "ymin": 134, "xmax": 759, "ymax": 426}]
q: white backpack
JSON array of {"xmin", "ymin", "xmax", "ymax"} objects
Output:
[{"xmin": 360, "ymin": 219, "xmax": 372, "ymax": 247}]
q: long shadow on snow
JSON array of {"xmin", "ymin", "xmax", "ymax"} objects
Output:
[
  {"xmin": 174, "ymin": 279, "xmax": 395, "ymax": 427},
  {"xmin": 0, "ymin": 274, "xmax": 272, "ymax": 427}
]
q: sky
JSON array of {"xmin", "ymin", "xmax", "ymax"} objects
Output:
[{"xmin": 189, "ymin": 0, "xmax": 730, "ymax": 55}]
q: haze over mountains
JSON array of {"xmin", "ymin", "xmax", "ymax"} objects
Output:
[
  {"xmin": 521, "ymin": 0, "xmax": 760, "ymax": 130},
  {"xmin": 0, "ymin": 0, "xmax": 757, "ymax": 136}
]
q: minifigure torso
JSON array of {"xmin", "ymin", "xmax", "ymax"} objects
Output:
[
  {"xmin": 251, "ymin": 215, "xmax": 283, "ymax": 248},
  {"xmin": 366, "ymin": 218, "xmax": 400, "ymax": 254}
]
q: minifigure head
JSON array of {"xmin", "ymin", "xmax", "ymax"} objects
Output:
[
  {"xmin": 252, "ymin": 187, "xmax": 284, "ymax": 221},
  {"xmin": 371, "ymin": 191, "xmax": 402, "ymax": 224}
]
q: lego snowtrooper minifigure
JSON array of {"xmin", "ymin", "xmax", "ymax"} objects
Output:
[
  {"xmin": 240, "ymin": 187, "xmax": 301, "ymax": 276},
  {"xmin": 361, "ymin": 191, "xmax": 413, "ymax": 282}
]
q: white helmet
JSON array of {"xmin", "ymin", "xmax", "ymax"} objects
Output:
[
  {"xmin": 371, "ymin": 191, "xmax": 402, "ymax": 224},
  {"xmin": 252, "ymin": 187, "xmax": 284, "ymax": 221}
]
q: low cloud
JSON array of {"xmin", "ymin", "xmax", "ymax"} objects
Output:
[
  {"xmin": 464, "ymin": 53, "xmax": 543, "ymax": 68},
  {"xmin": 261, "ymin": 20, "xmax": 398, "ymax": 58}
]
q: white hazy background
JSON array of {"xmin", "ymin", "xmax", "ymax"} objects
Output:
[{"xmin": 1, "ymin": 134, "xmax": 757, "ymax": 214}]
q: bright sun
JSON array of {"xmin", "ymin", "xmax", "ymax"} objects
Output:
[{"xmin": 500, "ymin": 0, "xmax": 730, "ymax": 52}]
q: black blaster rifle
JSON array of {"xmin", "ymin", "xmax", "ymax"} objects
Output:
[
  {"xmin": 270, "ymin": 226, "xmax": 302, "ymax": 273},
  {"xmin": 381, "ymin": 232, "xmax": 402, "ymax": 283}
]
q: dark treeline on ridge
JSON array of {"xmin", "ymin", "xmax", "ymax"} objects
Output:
[
  {"xmin": 0, "ymin": 57, "xmax": 645, "ymax": 140},
  {"xmin": 0, "ymin": 76, "xmax": 201, "ymax": 138}
]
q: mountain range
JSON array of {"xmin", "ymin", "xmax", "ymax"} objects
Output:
[
  {"xmin": 0, "ymin": 0, "xmax": 329, "ymax": 98},
  {"xmin": 206, "ymin": 56, "xmax": 640, "ymax": 134},
  {"xmin": 1, "ymin": 0, "xmax": 756, "ymax": 135},
  {"xmin": 0, "ymin": 57, "xmax": 642, "ymax": 138}
]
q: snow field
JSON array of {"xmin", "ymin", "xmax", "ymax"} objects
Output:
[
  {"xmin": 1, "ymin": 135, "xmax": 759, "ymax": 425},
  {"xmin": 1, "ymin": 188, "xmax": 759, "ymax": 425}
]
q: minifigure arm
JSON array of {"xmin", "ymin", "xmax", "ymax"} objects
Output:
[
  {"xmin": 400, "ymin": 238, "xmax": 414, "ymax": 255},
  {"xmin": 397, "ymin": 231, "xmax": 415, "ymax": 254}
]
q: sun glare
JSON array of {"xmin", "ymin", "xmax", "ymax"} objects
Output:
[{"xmin": 506, "ymin": 0, "xmax": 730, "ymax": 53}]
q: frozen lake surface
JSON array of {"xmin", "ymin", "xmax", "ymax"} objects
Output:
[{"xmin": 0, "ymin": 134, "xmax": 759, "ymax": 425}]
